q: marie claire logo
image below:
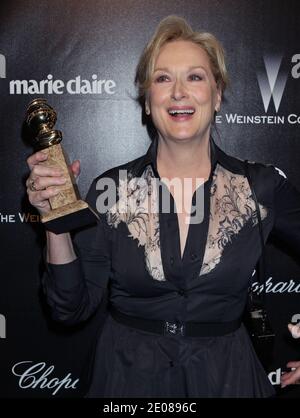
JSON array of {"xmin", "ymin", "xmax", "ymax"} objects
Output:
[
  {"xmin": 0, "ymin": 54, "xmax": 116, "ymax": 95},
  {"xmin": 10, "ymin": 74, "xmax": 116, "ymax": 95},
  {"xmin": 12, "ymin": 361, "xmax": 79, "ymax": 395}
]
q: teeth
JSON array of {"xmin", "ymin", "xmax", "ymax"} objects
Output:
[{"xmin": 168, "ymin": 109, "xmax": 195, "ymax": 115}]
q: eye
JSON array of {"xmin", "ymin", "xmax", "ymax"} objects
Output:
[
  {"xmin": 155, "ymin": 74, "xmax": 170, "ymax": 83},
  {"xmin": 189, "ymin": 74, "xmax": 203, "ymax": 81}
]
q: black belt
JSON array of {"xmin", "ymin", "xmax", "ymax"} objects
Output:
[{"xmin": 110, "ymin": 307, "xmax": 242, "ymax": 337}]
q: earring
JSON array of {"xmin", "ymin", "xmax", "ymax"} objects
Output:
[{"xmin": 145, "ymin": 105, "xmax": 150, "ymax": 115}]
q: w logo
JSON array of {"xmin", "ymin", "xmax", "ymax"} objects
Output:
[
  {"xmin": 0, "ymin": 54, "xmax": 6, "ymax": 78},
  {"xmin": 257, "ymin": 55, "xmax": 288, "ymax": 113}
]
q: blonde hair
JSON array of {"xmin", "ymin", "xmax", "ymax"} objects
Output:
[{"xmin": 135, "ymin": 15, "xmax": 228, "ymax": 106}]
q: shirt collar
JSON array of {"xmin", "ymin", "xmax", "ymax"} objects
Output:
[{"xmin": 134, "ymin": 136, "xmax": 220, "ymax": 178}]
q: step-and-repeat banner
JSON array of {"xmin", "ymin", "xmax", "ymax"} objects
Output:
[{"xmin": 0, "ymin": 0, "xmax": 300, "ymax": 398}]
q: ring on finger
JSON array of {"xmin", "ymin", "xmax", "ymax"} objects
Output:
[{"xmin": 29, "ymin": 179, "xmax": 37, "ymax": 192}]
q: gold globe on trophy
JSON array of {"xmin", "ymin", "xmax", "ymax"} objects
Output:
[{"xmin": 26, "ymin": 98, "xmax": 98, "ymax": 233}]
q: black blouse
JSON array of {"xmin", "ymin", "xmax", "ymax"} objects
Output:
[{"xmin": 43, "ymin": 138, "xmax": 300, "ymax": 326}]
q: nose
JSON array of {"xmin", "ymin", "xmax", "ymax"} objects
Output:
[{"xmin": 171, "ymin": 78, "xmax": 188, "ymax": 101}]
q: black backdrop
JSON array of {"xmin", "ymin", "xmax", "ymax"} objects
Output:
[{"xmin": 0, "ymin": 0, "xmax": 300, "ymax": 398}]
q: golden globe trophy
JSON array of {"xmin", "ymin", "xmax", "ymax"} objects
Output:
[{"xmin": 26, "ymin": 98, "xmax": 99, "ymax": 233}]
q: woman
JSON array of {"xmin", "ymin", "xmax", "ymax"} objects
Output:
[{"xmin": 26, "ymin": 16, "xmax": 300, "ymax": 397}]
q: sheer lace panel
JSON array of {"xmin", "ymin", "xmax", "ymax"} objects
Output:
[
  {"xmin": 106, "ymin": 164, "xmax": 268, "ymax": 281},
  {"xmin": 199, "ymin": 164, "xmax": 268, "ymax": 276},
  {"xmin": 106, "ymin": 166, "xmax": 166, "ymax": 281}
]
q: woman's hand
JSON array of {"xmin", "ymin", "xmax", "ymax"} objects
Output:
[
  {"xmin": 280, "ymin": 323, "xmax": 300, "ymax": 388},
  {"xmin": 26, "ymin": 151, "xmax": 80, "ymax": 215},
  {"xmin": 281, "ymin": 361, "xmax": 300, "ymax": 388}
]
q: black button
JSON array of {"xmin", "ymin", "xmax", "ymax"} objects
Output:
[
  {"xmin": 190, "ymin": 253, "xmax": 197, "ymax": 261},
  {"xmin": 170, "ymin": 257, "xmax": 174, "ymax": 265},
  {"xmin": 178, "ymin": 289, "xmax": 185, "ymax": 296}
]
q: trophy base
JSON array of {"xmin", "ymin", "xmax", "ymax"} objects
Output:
[{"xmin": 41, "ymin": 200, "xmax": 99, "ymax": 234}]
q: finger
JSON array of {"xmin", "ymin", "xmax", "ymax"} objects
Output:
[
  {"xmin": 281, "ymin": 365, "xmax": 300, "ymax": 387},
  {"xmin": 281, "ymin": 371, "xmax": 293, "ymax": 382},
  {"xmin": 26, "ymin": 175, "xmax": 66, "ymax": 191},
  {"xmin": 31, "ymin": 164, "xmax": 64, "ymax": 178},
  {"xmin": 281, "ymin": 371, "xmax": 297, "ymax": 387},
  {"xmin": 71, "ymin": 160, "xmax": 81, "ymax": 178},
  {"xmin": 28, "ymin": 186, "xmax": 62, "ymax": 204},
  {"xmin": 281, "ymin": 373, "xmax": 299, "ymax": 387},
  {"xmin": 287, "ymin": 361, "xmax": 300, "ymax": 368},
  {"xmin": 27, "ymin": 151, "xmax": 48, "ymax": 170}
]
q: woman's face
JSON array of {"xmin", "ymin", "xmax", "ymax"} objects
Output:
[{"xmin": 147, "ymin": 40, "xmax": 221, "ymax": 143}]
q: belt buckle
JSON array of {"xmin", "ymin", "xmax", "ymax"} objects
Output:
[{"xmin": 165, "ymin": 321, "xmax": 184, "ymax": 336}]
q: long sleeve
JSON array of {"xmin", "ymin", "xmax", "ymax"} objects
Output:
[{"xmin": 41, "ymin": 179, "xmax": 112, "ymax": 325}]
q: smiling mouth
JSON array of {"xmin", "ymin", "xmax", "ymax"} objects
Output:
[{"xmin": 168, "ymin": 108, "xmax": 195, "ymax": 118}]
